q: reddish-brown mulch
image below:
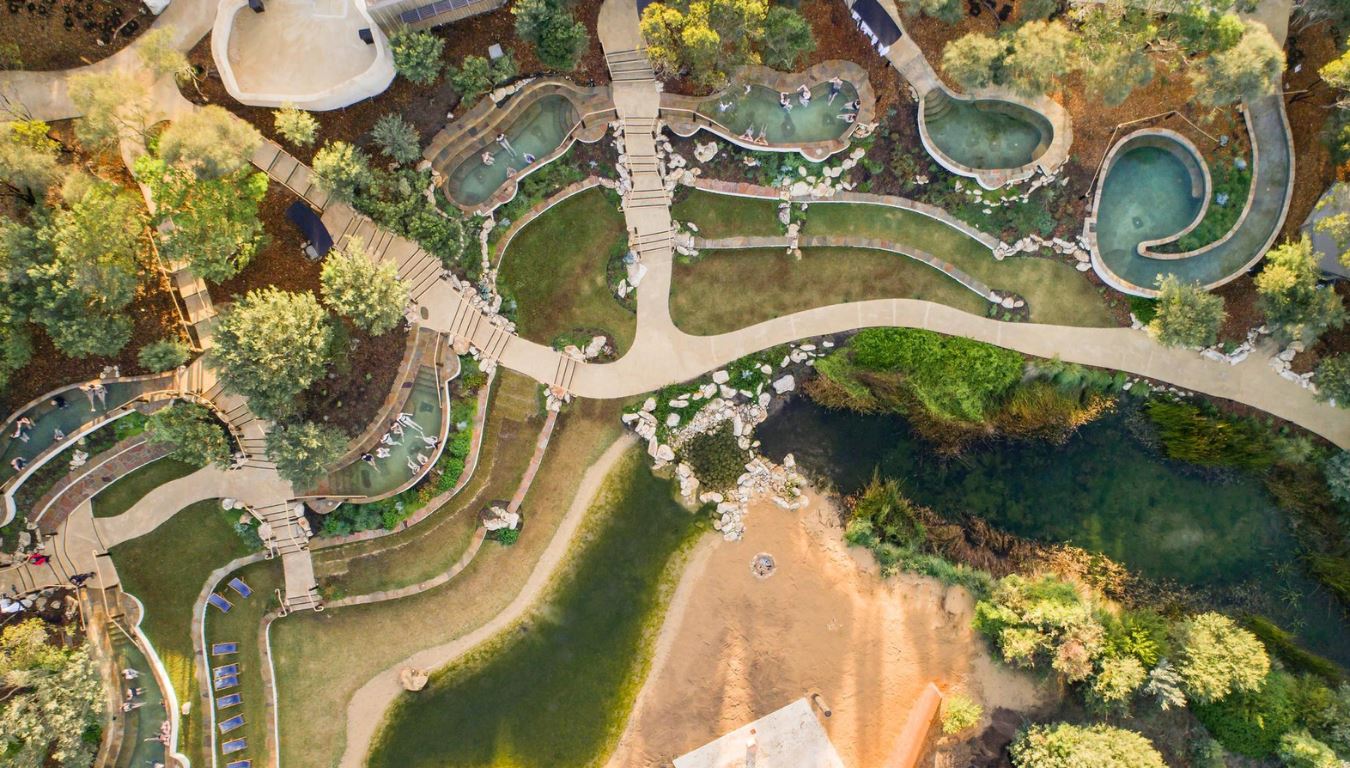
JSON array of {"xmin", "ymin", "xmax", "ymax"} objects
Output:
[
  {"xmin": 1213, "ymin": 276, "xmax": 1267, "ymax": 345},
  {"xmin": 0, "ymin": 0, "xmax": 151, "ymax": 70},
  {"xmin": 207, "ymin": 184, "xmax": 323, "ymax": 305},
  {"xmin": 297, "ymin": 323, "xmax": 410, "ymax": 436},
  {"xmin": 182, "ymin": 0, "xmax": 610, "ymax": 165},
  {"xmin": 799, "ymin": 0, "xmax": 905, "ymax": 113},
  {"xmin": 1281, "ymin": 21, "xmax": 1341, "ymax": 242}
]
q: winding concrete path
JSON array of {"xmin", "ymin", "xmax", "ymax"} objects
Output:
[{"xmin": 95, "ymin": 465, "xmax": 295, "ymax": 547}]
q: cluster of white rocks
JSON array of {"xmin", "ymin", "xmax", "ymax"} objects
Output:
[
  {"xmin": 561, "ymin": 335, "xmax": 611, "ymax": 362},
  {"xmin": 781, "ymin": 147, "xmax": 867, "ymax": 199},
  {"xmin": 1269, "ymin": 338, "xmax": 1317, "ymax": 390},
  {"xmin": 994, "ymin": 233, "xmax": 1093, "ymax": 271},
  {"xmin": 481, "ymin": 504, "xmax": 521, "ymax": 531},
  {"xmin": 693, "ymin": 140, "xmax": 720, "ymax": 163},
  {"xmin": 699, "ymin": 454, "xmax": 808, "ymax": 540}
]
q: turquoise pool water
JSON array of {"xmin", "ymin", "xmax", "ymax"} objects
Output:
[
  {"xmin": 1, "ymin": 379, "xmax": 160, "ymax": 487},
  {"xmin": 924, "ymin": 94, "xmax": 1052, "ymax": 170},
  {"xmin": 322, "ymin": 367, "xmax": 444, "ymax": 498},
  {"xmin": 758, "ymin": 398, "xmax": 1350, "ymax": 666},
  {"xmin": 702, "ymin": 81, "xmax": 860, "ymax": 145},
  {"xmin": 111, "ymin": 630, "xmax": 169, "ymax": 768},
  {"xmin": 1095, "ymin": 144, "xmax": 1206, "ymax": 290},
  {"xmin": 445, "ymin": 95, "xmax": 579, "ymax": 208}
]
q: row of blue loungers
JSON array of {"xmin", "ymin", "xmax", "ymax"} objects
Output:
[
  {"xmin": 208, "ymin": 577, "xmax": 253, "ymax": 613},
  {"xmin": 210, "ymin": 582, "xmax": 252, "ymax": 766}
]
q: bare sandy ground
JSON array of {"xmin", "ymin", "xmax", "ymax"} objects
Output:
[{"xmin": 607, "ymin": 490, "xmax": 1051, "ymax": 768}]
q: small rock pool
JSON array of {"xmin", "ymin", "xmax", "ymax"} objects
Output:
[{"xmin": 923, "ymin": 93, "xmax": 1052, "ymax": 171}]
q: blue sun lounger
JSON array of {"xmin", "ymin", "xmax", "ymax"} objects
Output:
[
  {"xmin": 222, "ymin": 738, "xmax": 246, "ymax": 754},
  {"xmin": 212, "ymin": 642, "xmax": 238, "ymax": 656},
  {"xmin": 228, "ymin": 578, "xmax": 252, "ymax": 599},
  {"xmin": 226, "ymin": 761, "xmax": 251, "ymax": 768},
  {"xmin": 214, "ymin": 676, "xmax": 239, "ymax": 691},
  {"xmin": 214, "ymin": 664, "xmax": 239, "ymax": 678},
  {"xmin": 208, "ymin": 594, "xmax": 232, "ymax": 613},
  {"xmin": 216, "ymin": 694, "xmax": 242, "ymax": 709},
  {"xmin": 219, "ymin": 715, "xmax": 245, "ymax": 734}
]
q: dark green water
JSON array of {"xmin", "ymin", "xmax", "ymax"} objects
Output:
[
  {"xmin": 367, "ymin": 451, "xmax": 700, "ymax": 768},
  {"xmin": 758, "ymin": 398, "xmax": 1350, "ymax": 666}
]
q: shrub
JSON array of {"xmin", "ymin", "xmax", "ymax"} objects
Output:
[
  {"xmin": 1010, "ymin": 723, "xmax": 1166, "ymax": 768},
  {"xmin": 320, "ymin": 236, "xmax": 407, "ymax": 334},
  {"xmin": 1193, "ymin": 671, "xmax": 1297, "ymax": 757},
  {"xmin": 370, "ymin": 113, "xmax": 421, "ymax": 164},
  {"xmin": 1314, "ymin": 354, "xmax": 1350, "ymax": 407},
  {"xmin": 973, "ymin": 574, "xmax": 1105, "ymax": 682},
  {"xmin": 1278, "ymin": 730, "xmax": 1340, "ymax": 768},
  {"xmin": 1091, "ymin": 656, "xmax": 1148, "ymax": 711},
  {"xmin": 138, "ymin": 338, "xmax": 190, "ymax": 372},
  {"xmin": 1148, "ymin": 275, "xmax": 1226, "ymax": 348},
  {"xmin": 760, "ymin": 6, "xmax": 815, "ymax": 70},
  {"xmin": 1256, "ymin": 237, "xmax": 1346, "ymax": 346},
  {"xmin": 494, "ymin": 527, "xmax": 520, "ymax": 546},
  {"xmin": 513, "ymin": 0, "xmax": 588, "ymax": 71},
  {"xmin": 390, "ymin": 29, "xmax": 445, "ymax": 85},
  {"xmin": 681, "ymin": 422, "xmax": 746, "ymax": 490},
  {"xmin": 448, "ymin": 54, "xmax": 517, "ymax": 103},
  {"xmin": 1176, "ymin": 612, "xmax": 1271, "ymax": 704},
  {"xmin": 312, "ymin": 141, "xmax": 373, "ymax": 203},
  {"xmin": 157, "ymin": 106, "xmax": 263, "ymax": 180},
  {"xmin": 846, "ymin": 474, "xmax": 925, "ymax": 550},
  {"xmin": 941, "ymin": 692, "xmax": 982, "ymax": 735},
  {"xmin": 265, "ymin": 421, "xmax": 347, "ymax": 488},
  {"xmin": 273, "ymin": 105, "xmax": 318, "ymax": 147},
  {"xmin": 145, "ymin": 402, "xmax": 232, "ymax": 468}
]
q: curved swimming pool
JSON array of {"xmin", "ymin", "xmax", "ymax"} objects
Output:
[
  {"xmin": 1093, "ymin": 134, "xmax": 1208, "ymax": 291},
  {"xmin": 700, "ymin": 81, "xmax": 861, "ymax": 144},
  {"xmin": 444, "ymin": 94, "xmax": 580, "ymax": 208},
  {"xmin": 922, "ymin": 92, "xmax": 1053, "ymax": 171}
]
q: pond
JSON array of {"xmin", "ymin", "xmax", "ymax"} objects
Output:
[
  {"xmin": 366, "ymin": 450, "xmax": 700, "ymax": 768},
  {"xmin": 922, "ymin": 93, "xmax": 1052, "ymax": 170},
  {"xmin": 700, "ymin": 81, "xmax": 861, "ymax": 145},
  {"xmin": 758, "ymin": 397, "xmax": 1350, "ymax": 666},
  {"xmin": 444, "ymin": 94, "xmax": 580, "ymax": 208}
]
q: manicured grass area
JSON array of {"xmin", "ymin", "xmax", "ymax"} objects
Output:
[
  {"xmin": 110, "ymin": 499, "xmax": 255, "ymax": 768},
  {"xmin": 497, "ymin": 188, "xmax": 635, "ymax": 354},
  {"xmin": 673, "ymin": 246, "xmax": 990, "ymax": 335},
  {"xmin": 673, "ymin": 190, "xmax": 1116, "ymax": 328},
  {"xmin": 673, "ymin": 190, "xmax": 784, "ymax": 238},
  {"xmin": 367, "ymin": 449, "xmax": 701, "ymax": 768},
  {"xmin": 201, "ymin": 558, "xmax": 283, "ymax": 768},
  {"xmin": 270, "ymin": 396, "xmax": 625, "ymax": 768},
  {"xmin": 92, "ymin": 458, "xmax": 198, "ymax": 518},
  {"xmin": 311, "ymin": 372, "xmax": 542, "ymax": 596}
]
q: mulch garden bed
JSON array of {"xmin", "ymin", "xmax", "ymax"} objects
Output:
[
  {"xmin": 181, "ymin": 0, "xmax": 610, "ymax": 166},
  {"xmin": 0, "ymin": 0, "xmax": 152, "ymax": 70},
  {"xmin": 1282, "ymin": 21, "xmax": 1341, "ymax": 242},
  {"xmin": 1212, "ymin": 276, "xmax": 1267, "ymax": 346},
  {"xmin": 297, "ymin": 322, "xmax": 410, "ymax": 437},
  {"xmin": 207, "ymin": 183, "xmax": 322, "ymax": 305}
]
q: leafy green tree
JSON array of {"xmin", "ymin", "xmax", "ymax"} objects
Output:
[
  {"xmin": 1165, "ymin": 2, "xmax": 1245, "ymax": 55},
  {"xmin": 1072, "ymin": 1, "xmax": 1157, "ymax": 106},
  {"xmin": 273, "ymin": 104, "xmax": 319, "ymax": 147},
  {"xmin": 1004, "ymin": 20, "xmax": 1074, "ymax": 96},
  {"xmin": 67, "ymin": 71, "xmax": 149, "ymax": 149},
  {"xmin": 942, "ymin": 33, "xmax": 1005, "ymax": 91},
  {"xmin": 513, "ymin": 0, "xmax": 589, "ymax": 71},
  {"xmin": 641, "ymin": 0, "xmax": 768, "ymax": 88},
  {"xmin": 941, "ymin": 693, "xmax": 982, "ymax": 735},
  {"xmin": 1091, "ymin": 656, "xmax": 1148, "ymax": 711},
  {"xmin": 760, "ymin": 6, "xmax": 815, "ymax": 70},
  {"xmin": 1314, "ymin": 354, "xmax": 1350, "ymax": 407},
  {"xmin": 1279, "ymin": 730, "xmax": 1340, "ymax": 768},
  {"xmin": 0, "ymin": 621, "xmax": 103, "ymax": 768},
  {"xmin": 1176, "ymin": 612, "xmax": 1270, "ymax": 704},
  {"xmin": 1010, "ymin": 723, "xmax": 1166, "ymax": 768},
  {"xmin": 1147, "ymin": 275, "xmax": 1226, "ymax": 348},
  {"xmin": 135, "ymin": 155, "xmax": 268, "ymax": 282},
  {"xmin": 0, "ymin": 288, "xmax": 32, "ymax": 393},
  {"xmin": 311, "ymin": 141, "xmax": 373, "ymax": 203},
  {"xmin": 266, "ymin": 421, "xmax": 347, "ymax": 487},
  {"xmin": 157, "ymin": 106, "xmax": 263, "ymax": 180},
  {"xmin": 974, "ymin": 574, "xmax": 1105, "ymax": 682},
  {"xmin": 137, "ymin": 26, "xmax": 192, "ymax": 81},
  {"xmin": 321, "ymin": 237, "xmax": 407, "ymax": 334},
  {"xmin": 0, "ymin": 120, "xmax": 60, "ymax": 199},
  {"xmin": 1323, "ymin": 450, "xmax": 1350, "ymax": 504},
  {"xmin": 138, "ymin": 337, "xmax": 191, "ymax": 372},
  {"xmin": 24, "ymin": 175, "xmax": 146, "ymax": 357},
  {"xmin": 208, "ymin": 288, "xmax": 333, "ymax": 420},
  {"xmin": 899, "ymin": 0, "xmax": 961, "ymax": 24},
  {"xmin": 448, "ymin": 54, "xmax": 518, "ymax": 102},
  {"xmin": 390, "ymin": 28, "xmax": 445, "ymax": 85},
  {"xmin": 370, "ymin": 113, "xmax": 421, "ymax": 164},
  {"xmin": 1255, "ymin": 237, "xmax": 1346, "ymax": 345},
  {"xmin": 145, "ymin": 401, "xmax": 232, "ymax": 467},
  {"xmin": 1190, "ymin": 20, "xmax": 1285, "ymax": 106}
]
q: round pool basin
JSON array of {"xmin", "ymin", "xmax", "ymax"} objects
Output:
[{"xmin": 923, "ymin": 95, "xmax": 1053, "ymax": 171}]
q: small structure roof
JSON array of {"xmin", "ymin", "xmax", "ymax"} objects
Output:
[
  {"xmin": 849, "ymin": 0, "xmax": 902, "ymax": 46},
  {"xmin": 1301, "ymin": 182, "xmax": 1350, "ymax": 279},
  {"xmin": 673, "ymin": 698, "xmax": 845, "ymax": 768}
]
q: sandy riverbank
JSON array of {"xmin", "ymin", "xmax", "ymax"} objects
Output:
[{"xmin": 607, "ymin": 490, "xmax": 1052, "ymax": 767}]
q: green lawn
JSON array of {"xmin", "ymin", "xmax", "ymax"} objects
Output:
[
  {"xmin": 497, "ymin": 188, "xmax": 635, "ymax": 354},
  {"xmin": 92, "ymin": 458, "xmax": 198, "ymax": 518},
  {"xmin": 367, "ymin": 449, "xmax": 702, "ymax": 768},
  {"xmin": 673, "ymin": 247, "xmax": 991, "ymax": 335},
  {"xmin": 673, "ymin": 190, "xmax": 1117, "ymax": 328},
  {"xmin": 270, "ymin": 397, "xmax": 625, "ymax": 768},
  {"xmin": 673, "ymin": 190, "xmax": 784, "ymax": 238},
  {"xmin": 311, "ymin": 372, "xmax": 542, "ymax": 597},
  {"xmin": 110, "ymin": 499, "xmax": 256, "ymax": 768}
]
